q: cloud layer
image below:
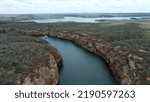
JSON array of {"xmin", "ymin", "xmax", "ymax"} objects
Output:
[{"xmin": 0, "ymin": 0, "xmax": 150, "ymax": 14}]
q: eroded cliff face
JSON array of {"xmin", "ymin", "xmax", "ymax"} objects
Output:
[
  {"xmin": 1, "ymin": 28, "xmax": 148, "ymax": 84},
  {"xmin": 15, "ymin": 55, "xmax": 59, "ymax": 85},
  {"xmin": 18, "ymin": 49, "xmax": 62, "ymax": 85},
  {"xmin": 42, "ymin": 31, "xmax": 147, "ymax": 84}
]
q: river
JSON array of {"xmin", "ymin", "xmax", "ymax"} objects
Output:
[{"xmin": 40, "ymin": 36, "xmax": 116, "ymax": 85}]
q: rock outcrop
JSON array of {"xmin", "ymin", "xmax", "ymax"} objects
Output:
[
  {"xmin": 15, "ymin": 54, "xmax": 59, "ymax": 85},
  {"xmin": 1, "ymin": 28, "xmax": 148, "ymax": 84}
]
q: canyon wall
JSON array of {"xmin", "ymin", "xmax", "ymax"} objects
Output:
[
  {"xmin": 15, "ymin": 54, "xmax": 59, "ymax": 85},
  {"xmin": 18, "ymin": 46, "xmax": 62, "ymax": 85}
]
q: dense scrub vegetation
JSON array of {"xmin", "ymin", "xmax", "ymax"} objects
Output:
[{"xmin": 0, "ymin": 33, "xmax": 52, "ymax": 84}]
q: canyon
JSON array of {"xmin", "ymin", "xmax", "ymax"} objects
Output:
[{"xmin": 0, "ymin": 27, "xmax": 148, "ymax": 84}]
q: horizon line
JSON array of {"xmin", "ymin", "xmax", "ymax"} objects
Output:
[{"xmin": 0, "ymin": 12, "xmax": 150, "ymax": 15}]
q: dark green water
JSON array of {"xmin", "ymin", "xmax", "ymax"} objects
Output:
[{"xmin": 40, "ymin": 36, "xmax": 115, "ymax": 85}]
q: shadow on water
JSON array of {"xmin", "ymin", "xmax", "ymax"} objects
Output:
[{"xmin": 40, "ymin": 36, "xmax": 116, "ymax": 85}]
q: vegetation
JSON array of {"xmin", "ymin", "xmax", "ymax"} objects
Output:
[{"xmin": 0, "ymin": 33, "xmax": 52, "ymax": 84}]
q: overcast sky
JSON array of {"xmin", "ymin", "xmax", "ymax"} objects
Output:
[{"xmin": 0, "ymin": 0, "xmax": 150, "ymax": 14}]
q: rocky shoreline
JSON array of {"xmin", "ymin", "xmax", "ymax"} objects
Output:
[{"xmin": 1, "ymin": 28, "xmax": 148, "ymax": 84}]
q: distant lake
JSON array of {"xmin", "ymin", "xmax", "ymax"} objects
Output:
[{"xmin": 23, "ymin": 16, "xmax": 142, "ymax": 23}]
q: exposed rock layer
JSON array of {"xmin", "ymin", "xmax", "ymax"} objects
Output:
[{"xmin": 15, "ymin": 54, "xmax": 59, "ymax": 85}]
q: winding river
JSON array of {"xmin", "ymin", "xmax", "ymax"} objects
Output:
[{"xmin": 40, "ymin": 36, "xmax": 116, "ymax": 85}]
